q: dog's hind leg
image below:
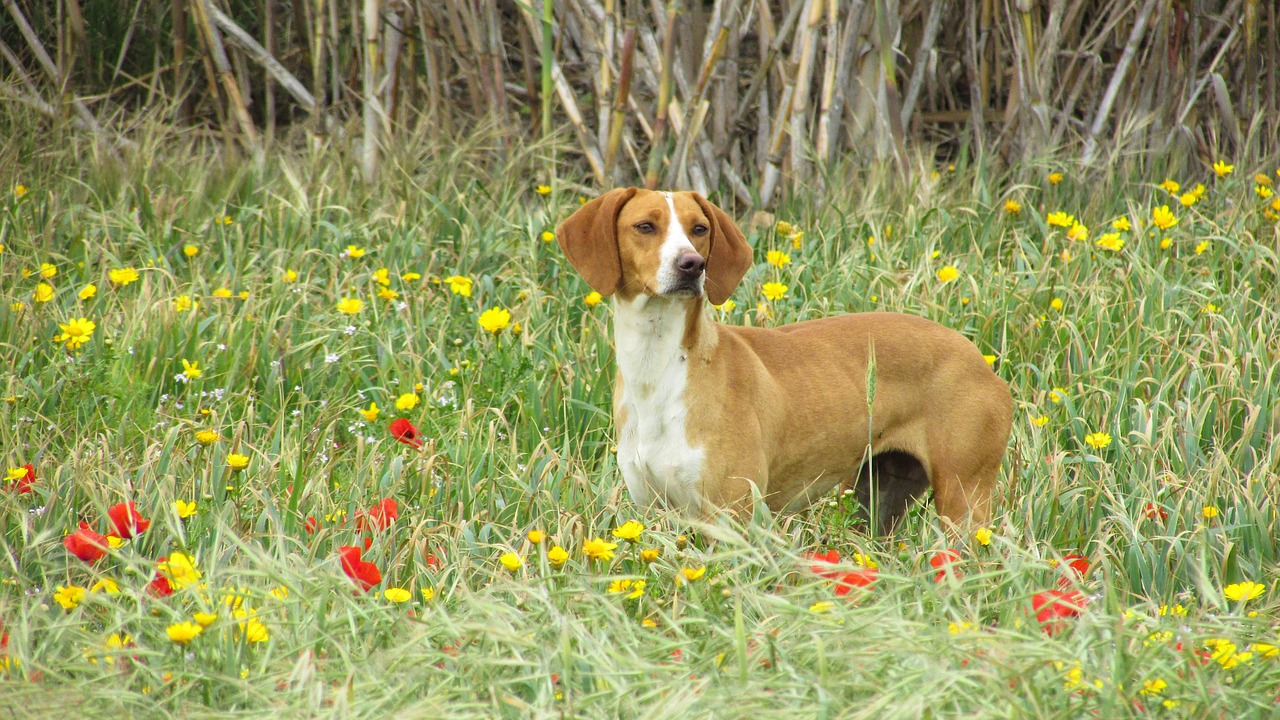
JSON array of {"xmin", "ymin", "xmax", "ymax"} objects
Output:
[{"xmin": 851, "ymin": 451, "xmax": 931, "ymax": 536}]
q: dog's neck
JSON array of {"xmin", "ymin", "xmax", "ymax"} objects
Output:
[{"xmin": 613, "ymin": 294, "xmax": 716, "ymax": 383}]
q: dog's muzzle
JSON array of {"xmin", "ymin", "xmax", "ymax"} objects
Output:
[{"xmin": 667, "ymin": 251, "xmax": 706, "ymax": 295}]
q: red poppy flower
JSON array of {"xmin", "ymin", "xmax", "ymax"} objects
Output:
[
  {"xmin": 834, "ymin": 567, "xmax": 878, "ymax": 596},
  {"xmin": 389, "ymin": 418, "xmax": 423, "ymax": 449},
  {"xmin": 1143, "ymin": 502, "xmax": 1168, "ymax": 521},
  {"xmin": 63, "ymin": 522, "xmax": 110, "ymax": 563},
  {"xmin": 806, "ymin": 549, "xmax": 842, "ymax": 579},
  {"xmin": 147, "ymin": 572, "xmax": 174, "ymax": 597},
  {"xmin": 424, "ymin": 552, "xmax": 442, "ymax": 570},
  {"xmin": 107, "ymin": 502, "xmax": 150, "ymax": 539},
  {"xmin": 305, "ymin": 516, "xmax": 320, "ymax": 534},
  {"xmin": 929, "ymin": 549, "xmax": 963, "ymax": 582},
  {"xmin": 1057, "ymin": 554, "xmax": 1090, "ymax": 588},
  {"xmin": 1032, "ymin": 589, "xmax": 1087, "ymax": 636},
  {"xmin": 356, "ymin": 498, "xmax": 399, "ymax": 532},
  {"xmin": 6, "ymin": 464, "xmax": 35, "ymax": 494},
  {"xmin": 338, "ymin": 545, "xmax": 382, "ymax": 592}
]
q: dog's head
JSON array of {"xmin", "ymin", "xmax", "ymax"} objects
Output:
[{"xmin": 554, "ymin": 188, "xmax": 752, "ymax": 305}]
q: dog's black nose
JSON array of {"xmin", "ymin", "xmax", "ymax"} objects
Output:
[{"xmin": 676, "ymin": 252, "xmax": 706, "ymax": 277}]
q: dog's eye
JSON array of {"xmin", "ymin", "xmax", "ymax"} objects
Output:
[
  {"xmin": 634, "ymin": 222, "xmax": 656, "ymax": 234},
  {"xmin": 691, "ymin": 224, "xmax": 709, "ymax": 236}
]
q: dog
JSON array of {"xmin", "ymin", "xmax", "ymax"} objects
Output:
[{"xmin": 555, "ymin": 188, "xmax": 1013, "ymax": 534}]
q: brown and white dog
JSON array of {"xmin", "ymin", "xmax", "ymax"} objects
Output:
[{"xmin": 555, "ymin": 188, "xmax": 1013, "ymax": 534}]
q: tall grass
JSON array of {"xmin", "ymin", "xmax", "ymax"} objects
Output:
[{"xmin": 1, "ymin": 124, "xmax": 1279, "ymax": 716}]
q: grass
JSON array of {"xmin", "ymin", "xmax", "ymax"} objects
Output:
[{"xmin": 1, "ymin": 128, "xmax": 1279, "ymax": 718}]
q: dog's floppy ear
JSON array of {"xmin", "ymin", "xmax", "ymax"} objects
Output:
[
  {"xmin": 555, "ymin": 187, "xmax": 638, "ymax": 296},
  {"xmin": 693, "ymin": 193, "xmax": 753, "ymax": 305}
]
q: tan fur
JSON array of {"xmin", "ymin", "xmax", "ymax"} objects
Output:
[{"xmin": 555, "ymin": 188, "xmax": 1013, "ymax": 533}]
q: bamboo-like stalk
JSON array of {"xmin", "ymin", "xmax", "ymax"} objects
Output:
[
  {"xmin": 786, "ymin": 0, "xmax": 822, "ymax": 181},
  {"xmin": 899, "ymin": 0, "xmax": 943, "ymax": 133},
  {"xmin": 264, "ymin": 0, "xmax": 276, "ymax": 142},
  {"xmin": 540, "ymin": 0, "xmax": 553, "ymax": 140},
  {"xmin": 362, "ymin": 0, "xmax": 380, "ymax": 181},
  {"xmin": 209, "ymin": 4, "xmax": 321, "ymax": 118},
  {"xmin": 1082, "ymin": 0, "xmax": 1159, "ymax": 164},
  {"xmin": 603, "ymin": 23, "xmax": 636, "ymax": 179},
  {"xmin": 644, "ymin": 3, "xmax": 677, "ymax": 191},
  {"xmin": 189, "ymin": 0, "xmax": 258, "ymax": 149},
  {"xmin": 820, "ymin": 0, "xmax": 866, "ymax": 164}
]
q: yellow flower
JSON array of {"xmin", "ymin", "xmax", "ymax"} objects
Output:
[
  {"xmin": 936, "ymin": 266, "xmax": 959, "ymax": 284},
  {"xmin": 1192, "ymin": 183, "xmax": 1207, "ymax": 199},
  {"xmin": 443, "ymin": 275, "xmax": 473, "ymax": 297},
  {"xmin": 714, "ymin": 299, "xmax": 737, "ymax": 313},
  {"xmin": 611, "ymin": 520, "xmax": 645, "ymax": 541},
  {"xmin": 227, "ymin": 453, "xmax": 250, "ymax": 471},
  {"xmin": 679, "ymin": 566, "xmax": 707, "ymax": 583},
  {"xmin": 195, "ymin": 429, "xmax": 220, "ymax": 445},
  {"xmin": 421, "ymin": 587, "xmax": 435, "ymax": 601},
  {"xmin": 1152, "ymin": 205, "xmax": 1178, "ymax": 230},
  {"xmin": 849, "ymin": 553, "xmax": 878, "ymax": 569},
  {"xmin": 1032, "ymin": 415, "xmax": 1049, "ymax": 427},
  {"xmin": 584, "ymin": 291, "xmax": 603, "ymax": 307},
  {"xmin": 212, "ymin": 287, "xmax": 233, "ymax": 298},
  {"xmin": 1203, "ymin": 303, "xmax": 1220, "ymax": 314},
  {"xmin": 775, "ymin": 221, "xmax": 794, "ymax": 236},
  {"xmin": 220, "ymin": 215, "xmax": 234, "ymax": 225},
  {"xmin": 54, "ymin": 317, "xmax": 96, "ymax": 350},
  {"xmin": 1084, "ymin": 432, "xmax": 1112, "ymax": 449},
  {"xmin": 183, "ymin": 244, "xmax": 200, "ymax": 258},
  {"xmin": 1048, "ymin": 172, "xmax": 1063, "ymax": 185},
  {"xmin": 1003, "ymin": 199, "xmax": 1022, "ymax": 214},
  {"xmin": 54, "ymin": 586, "xmax": 87, "ymax": 610},
  {"xmin": 535, "ymin": 184, "xmax": 552, "ymax": 195},
  {"xmin": 384, "ymin": 588, "xmax": 412, "ymax": 603},
  {"xmin": 1254, "ymin": 642, "xmax": 1279, "ymax": 658},
  {"xmin": 40, "ymin": 262, "xmax": 57, "ymax": 278},
  {"xmin": 761, "ymin": 282, "xmax": 789, "ymax": 301},
  {"xmin": 541, "ymin": 231, "xmax": 555, "ymax": 242},
  {"xmin": 78, "ymin": 284, "xmax": 97, "ymax": 300},
  {"xmin": 1195, "ymin": 240, "xmax": 1210, "ymax": 255},
  {"xmin": 269, "ymin": 586, "xmax": 289, "ymax": 601},
  {"xmin": 1203, "ymin": 505, "xmax": 1220, "ymax": 519},
  {"xmin": 790, "ymin": 231, "xmax": 804, "ymax": 249},
  {"xmin": 1112, "ymin": 217, "xmax": 1132, "ymax": 231},
  {"xmin": 500, "ymin": 552, "xmax": 523, "ymax": 571},
  {"xmin": 640, "ymin": 548, "xmax": 661, "ymax": 563},
  {"xmin": 192, "ymin": 612, "xmax": 217, "ymax": 628},
  {"xmin": 1158, "ymin": 179, "xmax": 1181, "ymax": 195},
  {"xmin": 527, "ymin": 529, "xmax": 546, "ymax": 545},
  {"xmin": 1066, "ymin": 222, "xmax": 1089, "ymax": 242},
  {"xmin": 1213, "ymin": 160, "xmax": 1234, "ymax": 178},
  {"xmin": 1046, "ymin": 211, "xmax": 1074, "ymax": 228},
  {"xmin": 766, "ymin": 250, "xmax": 792, "ymax": 268},
  {"xmin": 983, "ymin": 354, "xmax": 996, "ymax": 366},
  {"xmin": 14, "ymin": 184, "xmax": 28, "ymax": 197},
  {"xmin": 1224, "ymin": 581, "xmax": 1265, "ymax": 602},
  {"xmin": 336, "ymin": 297, "xmax": 363, "ymax": 314},
  {"xmin": 372, "ymin": 267, "xmax": 391, "ymax": 286},
  {"xmin": 1048, "ymin": 387, "xmax": 1066, "ymax": 403},
  {"xmin": 377, "ymin": 287, "xmax": 399, "ymax": 302},
  {"xmin": 1257, "ymin": 185, "xmax": 1275, "ymax": 200},
  {"xmin": 174, "ymin": 499, "xmax": 197, "ymax": 519},
  {"xmin": 109, "ymin": 268, "xmax": 140, "ymax": 286},
  {"xmin": 1091, "ymin": 233, "xmax": 1123, "ymax": 252},
  {"xmin": 238, "ymin": 615, "xmax": 269, "ymax": 643},
  {"xmin": 809, "ymin": 601, "xmax": 835, "ymax": 613},
  {"xmin": 1160, "ymin": 237, "xmax": 1172, "ymax": 249},
  {"xmin": 401, "ymin": 271, "xmax": 422, "ymax": 282},
  {"xmin": 583, "ymin": 537, "xmax": 619, "ymax": 561},
  {"xmin": 11, "ymin": 301, "xmax": 23, "ymax": 312},
  {"xmin": 1179, "ymin": 192, "xmax": 1197, "ymax": 207},
  {"xmin": 973, "ymin": 527, "xmax": 993, "ymax": 546},
  {"xmin": 1050, "ymin": 298, "xmax": 1064, "ymax": 311},
  {"xmin": 395, "ymin": 393, "xmax": 419, "ymax": 411},
  {"xmin": 1139, "ymin": 678, "xmax": 1167, "ymax": 696},
  {"xmin": 166, "ymin": 622, "xmax": 203, "ymax": 644},
  {"xmin": 358, "ymin": 402, "xmax": 380, "ymax": 422},
  {"xmin": 282, "ymin": 269, "xmax": 298, "ymax": 283},
  {"xmin": 158, "ymin": 553, "xmax": 202, "ymax": 589},
  {"xmin": 90, "ymin": 578, "xmax": 120, "ymax": 594},
  {"xmin": 34, "ymin": 283, "xmax": 54, "ymax": 303},
  {"xmin": 171, "ymin": 295, "xmax": 194, "ymax": 313},
  {"xmin": 1208, "ymin": 639, "xmax": 1251, "ymax": 668},
  {"xmin": 948, "ymin": 621, "xmax": 976, "ymax": 635},
  {"xmin": 344, "ymin": 245, "xmax": 366, "ymax": 258},
  {"xmin": 547, "ymin": 545, "xmax": 569, "ymax": 567},
  {"xmin": 478, "ymin": 307, "xmax": 512, "ymax": 333},
  {"xmin": 181, "ymin": 359, "xmax": 202, "ymax": 380}
]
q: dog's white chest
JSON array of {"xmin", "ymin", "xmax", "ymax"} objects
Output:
[{"xmin": 613, "ymin": 297, "xmax": 706, "ymax": 513}]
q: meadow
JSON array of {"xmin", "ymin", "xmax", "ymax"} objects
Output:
[{"xmin": 2, "ymin": 134, "xmax": 1279, "ymax": 718}]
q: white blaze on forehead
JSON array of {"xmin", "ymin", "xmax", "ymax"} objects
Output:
[{"xmin": 656, "ymin": 192, "xmax": 702, "ymax": 293}]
